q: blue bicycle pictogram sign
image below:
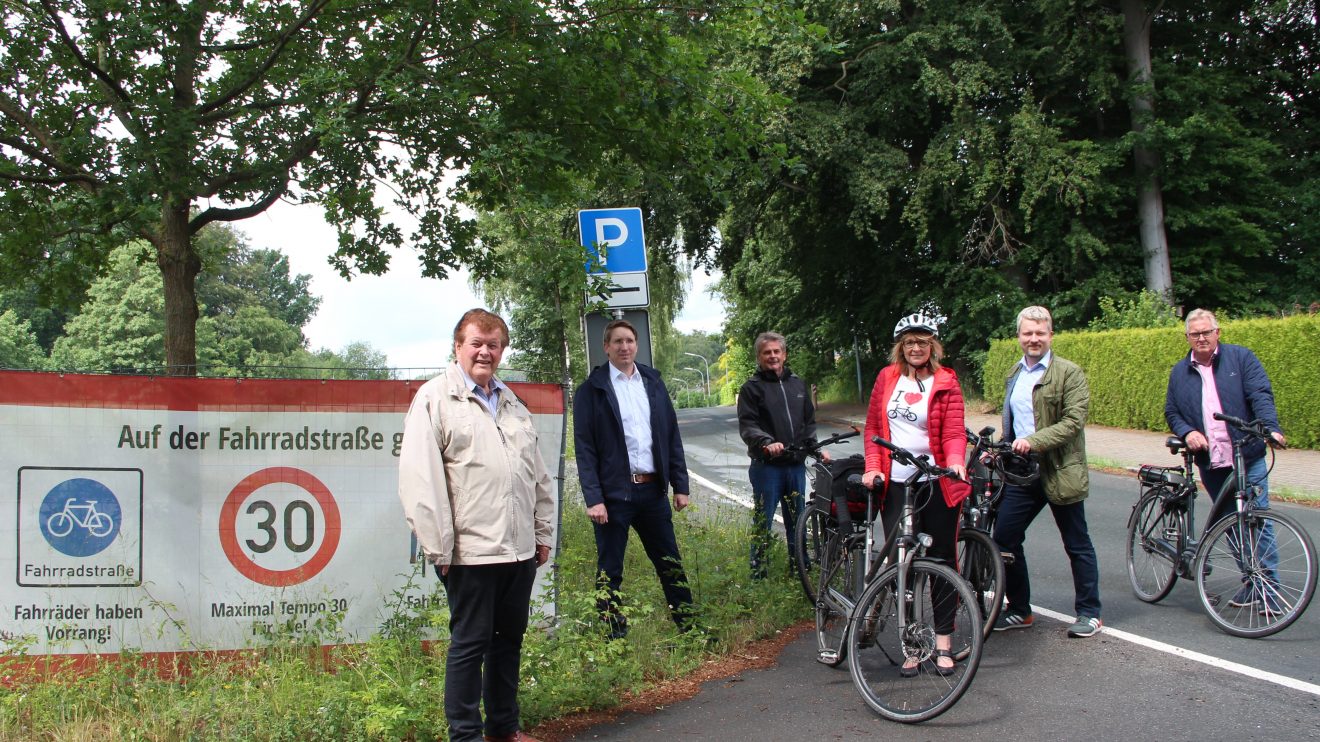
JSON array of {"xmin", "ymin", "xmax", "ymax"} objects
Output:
[{"xmin": 38, "ymin": 478, "xmax": 122, "ymax": 556}]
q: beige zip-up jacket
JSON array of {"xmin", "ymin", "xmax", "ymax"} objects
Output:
[{"xmin": 397, "ymin": 366, "xmax": 555, "ymax": 566}]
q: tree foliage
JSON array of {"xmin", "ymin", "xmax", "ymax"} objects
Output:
[
  {"xmin": 1, "ymin": 0, "xmax": 773, "ymax": 372},
  {"xmin": 713, "ymin": 0, "xmax": 1320, "ymax": 392},
  {"xmin": 0, "ymin": 309, "xmax": 45, "ymax": 369},
  {"xmin": 47, "ymin": 233, "xmax": 383, "ymax": 378}
]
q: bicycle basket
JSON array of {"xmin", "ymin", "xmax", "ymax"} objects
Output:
[{"xmin": 826, "ymin": 454, "xmax": 867, "ymax": 502}]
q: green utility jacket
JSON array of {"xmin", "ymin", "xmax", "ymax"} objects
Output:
[{"xmin": 1001, "ymin": 355, "xmax": 1090, "ymax": 505}]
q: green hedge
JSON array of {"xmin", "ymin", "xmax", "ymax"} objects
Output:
[{"xmin": 983, "ymin": 314, "xmax": 1320, "ymax": 449}]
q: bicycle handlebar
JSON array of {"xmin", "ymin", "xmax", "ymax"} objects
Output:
[
  {"xmin": 1212, "ymin": 412, "xmax": 1285, "ymax": 448},
  {"xmin": 871, "ymin": 435, "xmax": 960, "ymax": 480},
  {"xmin": 964, "ymin": 426, "xmax": 1013, "ymax": 453},
  {"xmin": 784, "ymin": 428, "xmax": 861, "ymax": 458}
]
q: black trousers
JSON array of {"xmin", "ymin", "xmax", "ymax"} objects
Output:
[
  {"xmin": 593, "ymin": 480, "xmax": 695, "ymax": 629},
  {"xmin": 437, "ymin": 559, "xmax": 537, "ymax": 742},
  {"xmin": 880, "ymin": 480, "xmax": 963, "ymax": 634}
]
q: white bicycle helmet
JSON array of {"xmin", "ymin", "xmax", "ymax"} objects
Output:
[{"xmin": 893, "ymin": 312, "xmax": 940, "ymax": 339}]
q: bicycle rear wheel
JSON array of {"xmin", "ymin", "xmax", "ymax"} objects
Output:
[
  {"xmin": 1194, "ymin": 508, "xmax": 1317, "ymax": 638},
  {"xmin": 1126, "ymin": 490, "xmax": 1182, "ymax": 603},
  {"xmin": 956, "ymin": 529, "xmax": 1004, "ymax": 641},
  {"xmin": 795, "ymin": 502, "xmax": 834, "ymax": 604},
  {"xmin": 847, "ymin": 561, "xmax": 983, "ymax": 723},
  {"xmin": 815, "ymin": 528, "xmax": 863, "ymax": 667}
]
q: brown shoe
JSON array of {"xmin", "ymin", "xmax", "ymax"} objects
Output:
[{"xmin": 484, "ymin": 733, "xmax": 542, "ymax": 742}]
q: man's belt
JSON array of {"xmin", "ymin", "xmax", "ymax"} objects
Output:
[{"xmin": 630, "ymin": 472, "xmax": 657, "ymax": 484}]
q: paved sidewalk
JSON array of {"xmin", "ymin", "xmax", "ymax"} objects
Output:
[{"xmin": 818, "ymin": 403, "xmax": 1320, "ymax": 498}]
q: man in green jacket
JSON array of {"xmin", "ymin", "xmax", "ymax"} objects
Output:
[{"xmin": 992, "ymin": 305, "xmax": 1103, "ymax": 638}]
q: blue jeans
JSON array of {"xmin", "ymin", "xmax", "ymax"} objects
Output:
[
  {"xmin": 748, "ymin": 460, "xmax": 806, "ymax": 579},
  {"xmin": 1198, "ymin": 456, "xmax": 1278, "ymax": 583},
  {"xmin": 993, "ymin": 481, "xmax": 1102, "ymax": 619}
]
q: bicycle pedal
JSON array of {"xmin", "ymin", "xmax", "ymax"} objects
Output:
[{"xmin": 816, "ymin": 650, "xmax": 840, "ymax": 665}]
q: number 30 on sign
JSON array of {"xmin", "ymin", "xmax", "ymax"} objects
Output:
[{"xmin": 218, "ymin": 467, "xmax": 341, "ymax": 587}]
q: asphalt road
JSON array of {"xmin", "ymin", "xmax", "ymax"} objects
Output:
[{"xmin": 567, "ymin": 406, "xmax": 1320, "ymax": 740}]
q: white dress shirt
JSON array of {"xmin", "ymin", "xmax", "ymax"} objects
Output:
[{"xmin": 609, "ymin": 362, "xmax": 654, "ymax": 475}]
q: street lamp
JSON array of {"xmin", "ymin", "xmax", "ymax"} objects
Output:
[
  {"xmin": 683, "ymin": 351, "xmax": 711, "ymax": 396},
  {"xmin": 682, "ymin": 366, "xmax": 708, "ymax": 396}
]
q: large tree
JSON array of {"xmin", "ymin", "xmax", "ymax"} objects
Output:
[
  {"xmin": 714, "ymin": 0, "xmax": 1319, "ymax": 390},
  {"xmin": 0, "ymin": 0, "xmax": 759, "ymax": 374}
]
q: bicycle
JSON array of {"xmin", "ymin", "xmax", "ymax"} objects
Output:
[
  {"xmin": 46, "ymin": 497, "xmax": 115, "ymax": 538},
  {"xmin": 788, "ymin": 429, "xmax": 864, "ymax": 604},
  {"xmin": 956, "ymin": 426, "xmax": 1015, "ymax": 640},
  {"xmin": 815, "ymin": 435, "xmax": 983, "ymax": 723},
  {"xmin": 1126, "ymin": 412, "xmax": 1317, "ymax": 637}
]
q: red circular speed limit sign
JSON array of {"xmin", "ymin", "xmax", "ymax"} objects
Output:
[{"xmin": 219, "ymin": 467, "xmax": 342, "ymax": 587}]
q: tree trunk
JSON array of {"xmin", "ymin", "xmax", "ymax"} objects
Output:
[
  {"xmin": 155, "ymin": 202, "xmax": 201, "ymax": 375},
  {"xmin": 1121, "ymin": 0, "xmax": 1174, "ymax": 303}
]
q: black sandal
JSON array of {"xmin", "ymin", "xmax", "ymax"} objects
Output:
[
  {"xmin": 933, "ymin": 648, "xmax": 957, "ymax": 677},
  {"xmin": 899, "ymin": 656, "xmax": 921, "ymax": 678}
]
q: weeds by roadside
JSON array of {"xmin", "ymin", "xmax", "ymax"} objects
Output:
[{"xmin": 0, "ymin": 473, "xmax": 809, "ymax": 741}]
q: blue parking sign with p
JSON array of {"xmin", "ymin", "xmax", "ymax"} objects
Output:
[{"xmin": 579, "ymin": 208, "xmax": 647, "ymax": 275}]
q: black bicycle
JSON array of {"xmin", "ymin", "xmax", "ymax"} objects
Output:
[
  {"xmin": 814, "ymin": 436, "xmax": 982, "ymax": 723},
  {"xmin": 789, "ymin": 429, "xmax": 864, "ymax": 604},
  {"xmin": 957, "ymin": 426, "xmax": 1013, "ymax": 639},
  {"xmin": 1126, "ymin": 413, "xmax": 1317, "ymax": 637}
]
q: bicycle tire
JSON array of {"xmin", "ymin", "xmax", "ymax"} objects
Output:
[
  {"xmin": 957, "ymin": 529, "xmax": 1004, "ymax": 640},
  {"xmin": 46, "ymin": 512, "xmax": 74, "ymax": 538},
  {"xmin": 1194, "ymin": 508, "xmax": 1318, "ymax": 638},
  {"xmin": 88, "ymin": 512, "xmax": 114, "ymax": 537},
  {"xmin": 794, "ymin": 502, "xmax": 834, "ymax": 604},
  {"xmin": 1126, "ymin": 490, "xmax": 1182, "ymax": 603},
  {"xmin": 847, "ymin": 560, "xmax": 982, "ymax": 723},
  {"xmin": 815, "ymin": 527, "xmax": 863, "ymax": 667}
]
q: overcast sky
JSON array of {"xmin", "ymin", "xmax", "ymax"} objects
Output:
[{"xmin": 237, "ymin": 201, "xmax": 726, "ymax": 370}]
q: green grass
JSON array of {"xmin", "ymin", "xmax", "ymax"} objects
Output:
[{"xmin": 0, "ymin": 474, "xmax": 809, "ymax": 741}]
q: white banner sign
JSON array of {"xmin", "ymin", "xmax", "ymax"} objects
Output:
[{"xmin": 0, "ymin": 372, "xmax": 564, "ymax": 659}]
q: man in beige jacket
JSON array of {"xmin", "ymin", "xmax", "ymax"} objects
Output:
[{"xmin": 398, "ymin": 308, "xmax": 555, "ymax": 742}]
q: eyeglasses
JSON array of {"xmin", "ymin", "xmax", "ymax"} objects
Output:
[
  {"xmin": 902, "ymin": 339, "xmax": 932, "ymax": 349},
  {"xmin": 1186, "ymin": 330, "xmax": 1218, "ymax": 340}
]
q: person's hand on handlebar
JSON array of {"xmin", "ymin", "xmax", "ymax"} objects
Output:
[
  {"xmin": 820, "ymin": 449, "xmax": 832, "ymax": 463},
  {"xmin": 947, "ymin": 463, "xmax": 967, "ymax": 481},
  {"xmin": 862, "ymin": 470, "xmax": 885, "ymax": 489},
  {"xmin": 764, "ymin": 441, "xmax": 785, "ymax": 457},
  {"xmin": 1270, "ymin": 431, "xmax": 1287, "ymax": 449}
]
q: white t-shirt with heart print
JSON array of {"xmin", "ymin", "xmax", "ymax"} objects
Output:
[{"xmin": 886, "ymin": 374, "xmax": 934, "ymax": 482}]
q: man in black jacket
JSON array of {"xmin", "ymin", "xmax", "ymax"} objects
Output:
[{"xmin": 737, "ymin": 332, "xmax": 827, "ymax": 579}]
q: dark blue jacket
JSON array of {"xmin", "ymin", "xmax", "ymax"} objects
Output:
[
  {"xmin": 573, "ymin": 362, "xmax": 690, "ymax": 507},
  {"xmin": 1164, "ymin": 342, "xmax": 1282, "ymax": 469}
]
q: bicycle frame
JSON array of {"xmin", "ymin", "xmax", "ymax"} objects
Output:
[{"xmin": 858, "ymin": 438, "xmax": 960, "ymax": 648}]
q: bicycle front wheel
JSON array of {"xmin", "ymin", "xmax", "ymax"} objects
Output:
[
  {"xmin": 815, "ymin": 528, "xmax": 864, "ymax": 667},
  {"xmin": 957, "ymin": 529, "xmax": 1004, "ymax": 640},
  {"xmin": 847, "ymin": 561, "xmax": 983, "ymax": 723},
  {"xmin": 795, "ymin": 502, "xmax": 834, "ymax": 604},
  {"xmin": 1194, "ymin": 508, "xmax": 1318, "ymax": 638},
  {"xmin": 1126, "ymin": 490, "xmax": 1182, "ymax": 603}
]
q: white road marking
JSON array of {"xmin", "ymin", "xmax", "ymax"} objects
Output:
[
  {"xmin": 688, "ymin": 470, "xmax": 782, "ymax": 524},
  {"xmin": 1032, "ymin": 605, "xmax": 1320, "ymax": 697}
]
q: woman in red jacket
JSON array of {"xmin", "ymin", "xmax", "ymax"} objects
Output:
[{"xmin": 862, "ymin": 312, "xmax": 970, "ymax": 677}]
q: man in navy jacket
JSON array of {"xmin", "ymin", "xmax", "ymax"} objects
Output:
[
  {"xmin": 574, "ymin": 319, "xmax": 695, "ymax": 638},
  {"xmin": 1165, "ymin": 308, "xmax": 1286, "ymax": 521},
  {"xmin": 1165, "ymin": 308, "xmax": 1286, "ymax": 611}
]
